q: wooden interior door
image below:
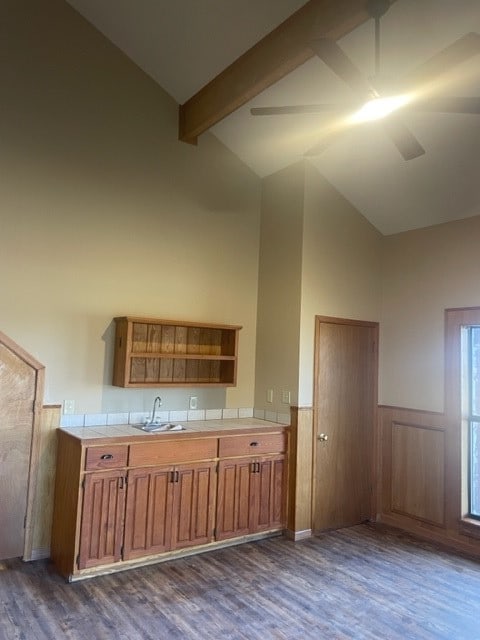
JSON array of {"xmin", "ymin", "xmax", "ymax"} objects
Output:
[
  {"xmin": 313, "ymin": 317, "xmax": 378, "ymax": 532},
  {"xmin": 0, "ymin": 335, "xmax": 44, "ymax": 561}
]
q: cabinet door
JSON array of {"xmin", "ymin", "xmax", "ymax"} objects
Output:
[
  {"xmin": 255, "ymin": 455, "xmax": 287, "ymax": 533},
  {"xmin": 172, "ymin": 462, "xmax": 216, "ymax": 550},
  {"xmin": 78, "ymin": 470, "xmax": 126, "ymax": 570},
  {"xmin": 216, "ymin": 458, "xmax": 255, "ymax": 541},
  {"xmin": 123, "ymin": 466, "xmax": 174, "ymax": 560},
  {"xmin": 216, "ymin": 454, "xmax": 287, "ymax": 541}
]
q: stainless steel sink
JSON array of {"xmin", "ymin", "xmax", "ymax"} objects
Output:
[{"xmin": 131, "ymin": 423, "xmax": 187, "ymax": 433}]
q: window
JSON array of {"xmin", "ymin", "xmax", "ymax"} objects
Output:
[
  {"xmin": 467, "ymin": 326, "xmax": 480, "ymax": 518},
  {"xmin": 445, "ymin": 307, "xmax": 480, "ymax": 529}
]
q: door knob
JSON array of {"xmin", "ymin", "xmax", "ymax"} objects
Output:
[{"xmin": 317, "ymin": 433, "xmax": 328, "ymax": 442}]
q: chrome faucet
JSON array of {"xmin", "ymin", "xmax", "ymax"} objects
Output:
[{"xmin": 146, "ymin": 396, "xmax": 162, "ymax": 425}]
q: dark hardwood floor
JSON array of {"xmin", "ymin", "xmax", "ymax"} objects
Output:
[{"xmin": 1, "ymin": 524, "xmax": 480, "ymax": 640}]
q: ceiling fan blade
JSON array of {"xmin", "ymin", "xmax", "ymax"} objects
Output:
[
  {"xmin": 411, "ymin": 96, "xmax": 480, "ymax": 115},
  {"xmin": 250, "ymin": 103, "xmax": 358, "ymax": 116},
  {"xmin": 382, "ymin": 117, "xmax": 425, "ymax": 161},
  {"xmin": 310, "ymin": 38, "xmax": 376, "ymax": 98},
  {"xmin": 405, "ymin": 32, "xmax": 480, "ymax": 86}
]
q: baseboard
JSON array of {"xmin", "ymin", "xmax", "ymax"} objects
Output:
[
  {"xmin": 285, "ymin": 528, "xmax": 312, "ymax": 541},
  {"xmin": 378, "ymin": 515, "xmax": 480, "ymax": 560},
  {"xmin": 27, "ymin": 547, "xmax": 50, "ymax": 561}
]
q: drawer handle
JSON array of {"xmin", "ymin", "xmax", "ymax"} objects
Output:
[
  {"xmin": 100, "ymin": 454, "xmax": 114, "ymax": 460},
  {"xmin": 250, "ymin": 441, "xmax": 259, "ymax": 447}
]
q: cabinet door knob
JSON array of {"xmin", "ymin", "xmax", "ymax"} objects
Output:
[
  {"xmin": 317, "ymin": 433, "xmax": 328, "ymax": 442},
  {"xmin": 250, "ymin": 441, "xmax": 259, "ymax": 447},
  {"xmin": 101, "ymin": 454, "xmax": 114, "ymax": 460}
]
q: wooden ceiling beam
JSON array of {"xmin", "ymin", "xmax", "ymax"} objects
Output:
[{"xmin": 179, "ymin": 0, "xmax": 398, "ymax": 145}]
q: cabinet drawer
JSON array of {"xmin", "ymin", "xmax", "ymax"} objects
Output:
[
  {"xmin": 218, "ymin": 432, "xmax": 286, "ymax": 458},
  {"xmin": 129, "ymin": 438, "xmax": 217, "ymax": 466},
  {"xmin": 85, "ymin": 445, "xmax": 128, "ymax": 470}
]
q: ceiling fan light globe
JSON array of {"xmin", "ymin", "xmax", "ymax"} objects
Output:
[{"xmin": 350, "ymin": 94, "xmax": 412, "ymax": 123}]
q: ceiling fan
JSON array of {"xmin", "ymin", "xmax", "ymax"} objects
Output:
[{"xmin": 250, "ymin": 0, "xmax": 480, "ymax": 160}]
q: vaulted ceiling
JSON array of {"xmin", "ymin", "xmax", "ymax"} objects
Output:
[{"xmin": 65, "ymin": 0, "xmax": 480, "ymax": 235}]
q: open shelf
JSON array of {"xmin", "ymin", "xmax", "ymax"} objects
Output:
[{"xmin": 112, "ymin": 317, "xmax": 241, "ymax": 387}]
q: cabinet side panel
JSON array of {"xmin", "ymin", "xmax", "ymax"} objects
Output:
[
  {"xmin": 113, "ymin": 320, "xmax": 129, "ymax": 387},
  {"xmin": 50, "ymin": 431, "xmax": 83, "ymax": 577}
]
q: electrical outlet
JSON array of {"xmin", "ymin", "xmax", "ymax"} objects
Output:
[
  {"xmin": 281, "ymin": 390, "xmax": 291, "ymax": 404},
  {"xmin": 64, "ymin": 399, "xmax": 75, "ymax": 415},
  {"xmin": 189, "ymin": 396, "xmax": 198, "ymax": 410},
  {"xmin": 266, "ymin": 389, "xmax": 273, "ymax": 403}
]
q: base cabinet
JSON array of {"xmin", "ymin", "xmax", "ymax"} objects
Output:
[
  {"xmin": 256, "ymin": 456, "xmax": 286, "ymax": 533},
  {"xmin": 216, "ymin": 458, "xmax": 253, "ymax": 540},
  {"xmin": 216, "ymin": 454, "xmax": 286, "ymax": 541},
  {"xmin": 78, "ymin": 470, "xmax": 126, "ymax": 569},
  {"xmin": 51, "ymin": 426, "xmax": 288, "ymax": 580},
  {"xmin": 173, "ymin": 462, "xmax": 216, "ymax": 550},
  {"xmin": 123, "ymin": 467, "xmax": 173, "ymax": 560},
  {"xmin": 123, "ymin": 462, "xmax": 216, "ymax": 561}
]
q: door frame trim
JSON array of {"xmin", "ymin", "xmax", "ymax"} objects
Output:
[{"xmin": 312, "ymin": 316, "xmax": 379, "ymax": 531}]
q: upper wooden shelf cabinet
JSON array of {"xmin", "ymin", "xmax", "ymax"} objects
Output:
[{"xmin": 112, "ymin": 317, "xmax": 242, "ymax": 388}]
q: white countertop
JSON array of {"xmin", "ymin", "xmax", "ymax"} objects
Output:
[{"xmin": 59, "ymin": 417, "xmax": 289, "ymax": 443}]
